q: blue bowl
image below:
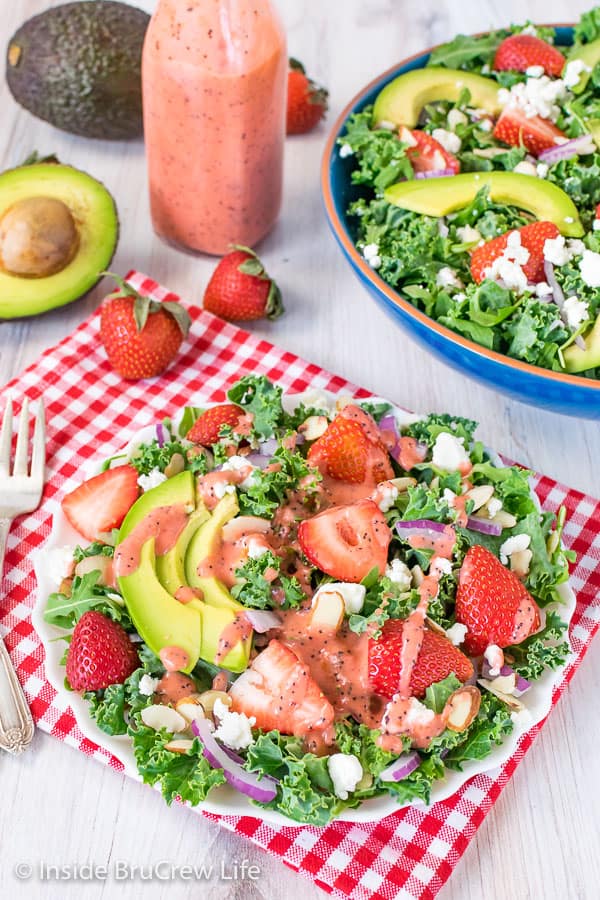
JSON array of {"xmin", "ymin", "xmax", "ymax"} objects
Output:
[{"xmin": 321, "ymin": 25, "xmax": 600, "ymax": 419}]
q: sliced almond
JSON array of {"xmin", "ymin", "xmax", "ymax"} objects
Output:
[
  {"xmin": 299, "ymin": 415, "xmax": 329, "ymax": 441},
  {"xmin": 198, "ymin": 690, "xmax": 231, "ymax": 716},
  {"xmin": 309, "ymin": 590, "xmax": 345, "ymax": 631},
  {"xmin": 491, "ymin": 509, "xmax": 517, "ymax": 529},
  {"xmin": 510, "ymin": 548, "xmax": 533, "ymax": 579},
  {"xmin": 335, "ymin": 395, "xmax": 352, "ymax": 411},
  {"xmin": 165, "ymin": 739, "xmax": 194, "ymax": 754},
  {"xmin": 446, "ymin": 686, "xmax": 481, "ymax": 732},
  {"xmin": 478, "ymin": 678, "xmax": 525, "ymax": 712},
  {"xmin": 175, "ymin": 696, "xmax": 206, "ymax": 725},
  {"xmin": 546, "ymin": 530, "xmax": 560, "ymax": 555},
  {"xmin": 398, "ymin": 125, "xmax": 417, "ymax": 146},
  {"xmin": 411, "ymin": 564, "xmax": 424, "ymax": 587},
  {"xmin": 465, "ymin": 484, "xmax": 494, "ymax": 512},
  {"xmin": 488, "ymin": 673, "xmax": 517, "ymax": 695},
  {"xmin": 140, "ymin": 705, "xmax": 186, "ymax": 733},
  {"xmin": 425, "ymin": 616, "xmax": 447, "ymax": 637},
  {"xmin": 390, "ymin": 476, "xmax": 417, "ymax": 492}
]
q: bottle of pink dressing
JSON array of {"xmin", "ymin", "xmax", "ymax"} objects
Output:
[{"xmin": 142, "ymin": 0, "xmax": 287, "ymax": 255}]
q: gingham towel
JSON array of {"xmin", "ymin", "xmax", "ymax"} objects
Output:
[{"xmin": 2, "ymin": 272, "xmax": 599, "ymax": 900}]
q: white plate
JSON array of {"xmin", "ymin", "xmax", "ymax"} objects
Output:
[{"xmin": 31, "ymin": 391, "xmax": 576, "ymax": 826}]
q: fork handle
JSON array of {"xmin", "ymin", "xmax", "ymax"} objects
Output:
[{"xmin": 0, "ymin": 517, "xmax": 35, "ymax": 754}]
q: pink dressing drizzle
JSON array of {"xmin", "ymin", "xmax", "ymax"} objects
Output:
[
  {"xmin": 159, "ymin": 645, "xmax": 190, "ymax": 672},
  {"xmin": 214, "ymin": 613, "xmax": 253, "ymax": 664},
  {"xmin": 114, "ymin": 504, "xmax": 190, "ymax": 577}
]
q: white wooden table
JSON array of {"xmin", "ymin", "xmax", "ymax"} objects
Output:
[{"xmin": 1, "ymin": 1, "xmax": 599, "ymax": 898}]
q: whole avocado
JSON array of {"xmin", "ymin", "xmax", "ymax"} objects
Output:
[{"xmin": 6, "ymin": 1, "xmax": 149, "ymax": 140}]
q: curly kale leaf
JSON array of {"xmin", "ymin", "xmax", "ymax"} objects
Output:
[
  {"xmin": 339, "ymin": 107, "xmax": 413, "ymax": 190},
  {"xmin": 506, "ymin": 610, "xmax": 570, "ymax": 680},
  {"xmin": 129, "ymin": 438, "xmax": 189, "ymax": 476},
  {"xmin": 404, "ymin": 412, "xmax": 478, "ymax": 448},
  {"xmin": 574, "ymin": 7, "xmax": 600, "ymax": 44},
  {"xmin": 227, "ymin": 375, "xmax": 285, "ymax": 441},
  {"xmin": 231, "ymin": 551, "xmax": 305, "ymax": 610}
]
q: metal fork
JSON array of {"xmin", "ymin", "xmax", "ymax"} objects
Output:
[{"xmin": 0, "ymin": 397, "xmax": 46, "ymax": 754}]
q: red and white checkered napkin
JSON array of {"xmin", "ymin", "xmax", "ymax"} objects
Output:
[{"xmin": 2, "ymin": 272, "xmax": 600, "ymax": 900}]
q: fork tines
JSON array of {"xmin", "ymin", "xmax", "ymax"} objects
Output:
[{"xmin": 0, "ymin": 397, "xmax": 46, "ymax": 481}]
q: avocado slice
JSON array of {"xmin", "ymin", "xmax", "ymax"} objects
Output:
[
  {"xmin": 119, "ymin": 471, "xmax": 196, "ymax": 541},
  {"xmin": 563, "ymin": 315, "xmax": 600, "ymax": 373},
  {"xmin": 185, "ymin": 492, "xmax": 242, "ymax": 611},
  {"xmin": 119, "ymin": 537, "xmax": 202, "ymax": 674},
  {"xmin": 6, "ymin": 1, "xmax": 149, "ymax": 140},
  {"xmin": 373, "ymin": 67, "xmax": 501, "ymax": 128},
  {"xmin": 155, "ymin": 507, "xmax": 210, "ymax": 596},
  {"xmin": 567, "ymin": 37, "xmax": 600, "ymax": 95},
  {"xmin": 384, "ymin": 172, "xmax": 584, "ymax": 237},
  {"xmin": 0, "ymin": 162, "xmax": 118, "ymax": 319}
]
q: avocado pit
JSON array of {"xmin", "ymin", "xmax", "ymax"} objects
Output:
[{"xmin": 0, "ymin": 196, "xmax": 79, "ymax": 278}]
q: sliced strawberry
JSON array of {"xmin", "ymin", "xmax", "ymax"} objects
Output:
[
  {"xmin": 298, "ymin": 499, "xmax": 391, "ymax": 582},
  {"xmin": 307, "ymin": 404, "xmax": 393, "ymax": 484},
  {"xmin": 186, "ymin": 403, "xmax": 244, "ymax": 446},
  {"xmin": 66, "ymin": 610, "xmax": 139, "ymax": 692},
  {"xmin": 62, "ymin": 465, "xmax": 140, "ymax": 542},
  {"xmin": 402, "ymin": 128, "xmax": 460, "ymax": 175},
  {"xmin": 229, "ymin": 639, "xmax": 334, "ymax": 736},
  {"xmin": 493, "ymin": 107, "xmax": 566, "ymax": 157},
  {"xmin": 369, "ymin": 620, "xmax": 474, "ymax": 699},
  {"xmin": 470, "ymin": 220, "xmax": 560, "ymax": 284},
  {"xmin": 455, "ymin": 544, "xmax": 541, "ymax": 656},
  {"xmin": 493, "ymin": 34, "xmax": 565, "ymax": 77}
]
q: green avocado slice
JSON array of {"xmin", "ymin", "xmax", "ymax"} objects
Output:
[
  {"xmin": 119, "ymin": 471, "xmax": 196, "ymax": 540},
  {"xmin": 384, "ymin": 172, "xmax": 584, "ymax": 237},
  {"xmin": 0, "ymin": 163, "xmax": 118, "ymax": 319},
  {"xmin": 563, "ymin": 315, "xmax": 600, "ymax": 373},
  {"xmin": 567, "ymin": 37, "xmax": 600, "ymax": 95},
  {"xmin": 118, "ymin": 538, "xmax": 202, "ymax": 674},
  {"xmin": 372, "ymin": 67, "xmax": 502, "ymax": 128},
  {"xmin": 185, "ymin": 492, "xmax": 242, "ymax": 612},
  {"xmin": 155, "ymin": 507, "xmax": 210, "ymax": 596}
]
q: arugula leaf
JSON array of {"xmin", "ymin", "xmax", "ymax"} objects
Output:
[
  {"xmin": 427, "ymin": 31, "xmax": 503, "ymax": 70},
  {"xmin": 45, "ymin": 571, "xmax": 130, "ymax": 630},
  {"xmin": 177, "ymin": 406, "xmax": 203, "ymax": 438},
  {"xmin": 227, "ymin": 375, "xmax": 284, "ymax": 440},
  {"xmin": 424, "ymin": 674, "xmax": 462, "ymax": 714},
  {"xmin": 73, "ymin": 542, "xmax": 114, "ymax": 563},
  {"xmin": 505, "ymin": 610, "xmax": 570, "ymax": 680}
]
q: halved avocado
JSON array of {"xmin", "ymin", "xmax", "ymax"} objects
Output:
[
  {"xmin": 373, "ymin": 67, "xmax": 501, "ymax": 128},
  {"xmin": 384, "ymin": 172, "xmax": 584, "ymax": 237},
  {"xmin": 563, "ymin": 315, "xmax": 600, "ymax": 373},
  {"xmin": 567, "ymin": 37, "xmax": 600, "ymax": 95},
  {"xmin": 0, "ymin": 162, "xmax": 118, "ymax": 319}
]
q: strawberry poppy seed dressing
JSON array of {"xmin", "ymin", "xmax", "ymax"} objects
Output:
[{"xmin": 142, "ymin": 0, "xmax": 287, "ymax": 255}]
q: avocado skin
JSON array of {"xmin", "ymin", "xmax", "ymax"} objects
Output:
[{"xmin": 6, "ymin": 1, "xmax": 149, "ymax": 140}]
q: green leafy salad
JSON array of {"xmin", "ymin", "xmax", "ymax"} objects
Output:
[
  {"xmin": 338, "ymin": 9, "xmax": 600, "ymax": 379},
  {"xmin": 43, "ymin": 376, "xmax": 573, "ymax": 824}
]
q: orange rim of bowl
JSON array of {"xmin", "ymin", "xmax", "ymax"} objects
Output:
[{"xmin": 321, "ymin": 24, "xmax": 600, "ymax": 395}]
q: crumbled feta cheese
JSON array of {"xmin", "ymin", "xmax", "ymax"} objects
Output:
[
  {"xmin": 513, "ymin": 160, "xmax": 538, "ymax": 177},
  {"xmin": 487, "ymin": 497, "xmax": 503, "ymax": 518},
  {"xmin": 443, "ymin": 487, "xmax": 457, "ymax": 506},
  {"xmin": 481, "ymin": 63, "xmax": 491, "ymax": 74},
  {"xmin": 521, "ymin": 24, "xmax": 538, "ymax": 36},
  {"xmin": 44, "ymin": 545, "xmax": 76, "ymax": 588},
  {"xmin": 543, "ymin": 234, "xmax": 583, "ymax": 267},
  {"xmin": 511, "ymin": 707, "xmax": 533, "ymax": 728},
  {"xmin": 376, "ymin": 482, "xmax": 399, "ymax": 512},
  {"xmin": 525, "ymin": 65, "xmax": 545, "ymax": 78},
  {"xmin": 339, "ymin": 143, "xmax": 353, "ymax": 158},
  {"xmin": 436, "ymin": 266, "xmax": 464, "ymax": 290},
  {"xmin": 535, "ymin": 281, "xmax": 553, "ymax": 298},
  {"xmin": 430, "ymin": 556, "xmax": 452, "ymax": 577},
  {"xmin": 500, "ymin": 533, "xmax": 531, "ymax": 565},
  {"xmin": 478, "ymin": 118, "xmax": 493, "ymax": 132},
  {"xmin": 447, "ymin": 108, "xmax": 468, "ymax": 131},
  {"xmin": 485, "ymin": 255, "xmax": 529, "ymax": 294},
  {"xmin": 456, "ymin": 225, "xmax": 482, "ymax": 244},
  {"xmin": 563, "ymin": 295, "xmax": 590, "ymax": 330},
  {"xmin": 139, "ymin": 674, "xmax": 159, "ymax": 697},
  {"xmin": 212, "ymin": 698, "xmax": 255, "ymax": 751},
  {"xmin": 312, "ymin": 582, "xmax": 366, "ymax": 615},
  {"xmin": 385, "ymin": 559, "xmax": 413, "ymax": 591},
  {"xmin": 404, "ymin": 697, "xmax": 436, "ymax": 727},
  {"xmin": 438, "ymin": 219, "xmax": 449, "ymax": 238},
  {"xmin": 453, "ymin": 292, "xmax": 466, "ymax": 302},
  {"xmin": 363, "ymin": 243, "xmax": 379, "ymax": 261},
  {"xmin": 137, "ymin": 468, "xmax": 168, "ymax": 492},
  {"xmin": 432, "ymin": 127, "xmax": 461, "ymax": 154},
  {"xmin": 484, "ymin": 644, "xmax": 505, "ymax": 677},
  {"xmin": 213, "ymin": 481, "xmax": 237, "ymax": 500},
  {"xmin": 563, "ymin": 58, "xmax": 592, "ymax": 89},
  {"xmin": 431, "ymin": 432, "xmax": 471, "ymax": 472},
  {"xmin": 445, "ymin": 622, "xmax": 468, "ymax": 646},
  {"xmin": 579, "ymin": 249, "xmax": 600, "ymax": 287},
  {"xmin": 594, "ymin": 219, "xmax": 600, "ymax": 232},
  {"xmin": 498, "ymin": 75, "xmax": 569, "ymax": 123},
  {"xmin": 536, "ymin": 162, "xmax": 549, "ymax": 178},
  {"xmin": 221, "ymin": 455, "xmax": 259, "ymax": 489},
  {"xmin": 327, "ymin": 753, "xmax": 363, "ymax": 800}
]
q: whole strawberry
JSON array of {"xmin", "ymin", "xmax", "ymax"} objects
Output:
[
  {"xmin": 187, "ymin": 403, "xmax": 244, "ymax": 445},
  {"xmin": 287, "ymin": 58, "xmax": 328, "ymax": 135},
  {"xmin": 66, "ymin": 610, "xmax": 139, "ymax": 692},
  {"xmin": 100, "ymin": 274, "xmax": 191, "ymax": 379},
  {"xmin": 203, "ymin": 245, "xmax": 283, "ymax": 322}
]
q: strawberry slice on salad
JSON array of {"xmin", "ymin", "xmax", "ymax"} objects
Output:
[
  {"xmin": 369, "ymin": 620, "xmax": 474, "ymax": 699},
  {"xmin": 470, "ymin": 220, "xmax": 560, "ymax": 285},
  {"xmin": 399, "ymin": 127, "xmax": 460, "ymax": 175},
  {"xmin": 493, "ymin": 106, "xmax": 566, "ymax": 157},
  {"xmin": 455, "ymin": 545, "xmax": 541, "ymax": 656},
  {"xmin": 186, "ymin": 403, "xmax": 244, "ymax": 445},
  {"xmin": 61, "ymin": 465, "xmax": 140, "ymax": 542},
  {"xmin": 228, "ymin": 639, "xmax": 334, "ymax": 736},
  {"xmin": 307, "ymin": 404, "xmax": 393, "ymax": 484},
  {"xmin": 298, "ymin": 499, "xmax": 391, "ymax": 582},
  {"xmin": 493, "ymin": 33, "xmax": 566, "ymax": 77}
]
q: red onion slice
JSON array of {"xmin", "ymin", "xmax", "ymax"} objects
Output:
[
  {"xmin": 259, "ymin": 438, "xmax": 279, "ymax": 457},
  {"xmin": 396, "ymin": 519, "xmax": 446, "ymax": 541},
  {"xmin": 156, "ymin": 423, "xmax": 166, "ymax": 448},
  {"xmin": 244, "ymin": 453, "xmax": 272, "ymax": 469},
  {"xmin": 191, "ymin": 719, "xmax": 279, "ymax": 803},
  {"xmin": 466, "ymin": 515, "xmax": 502, "ymax": 537},
  {"xmin": 414, "ymin": 168, "xmax": 456, "ymax": 180},
  {"xmin": 244, "ymin": 609, "xmax": 281, "ymax": 633},
  {"xmin": 538, "ymin": 134, "xmax": 596, "ymax": 164},
  {"xmin": 480, "ymin": 662, "xmax": 532, "ymax": 696},
  {"xmin": 379, "ymin": 751, "xmax": 421, "ymax": 782}
]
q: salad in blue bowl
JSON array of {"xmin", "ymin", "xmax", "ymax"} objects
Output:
[{"xmin": 322, "ymin": 10, "xmax": 600, "ymax": 418}]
